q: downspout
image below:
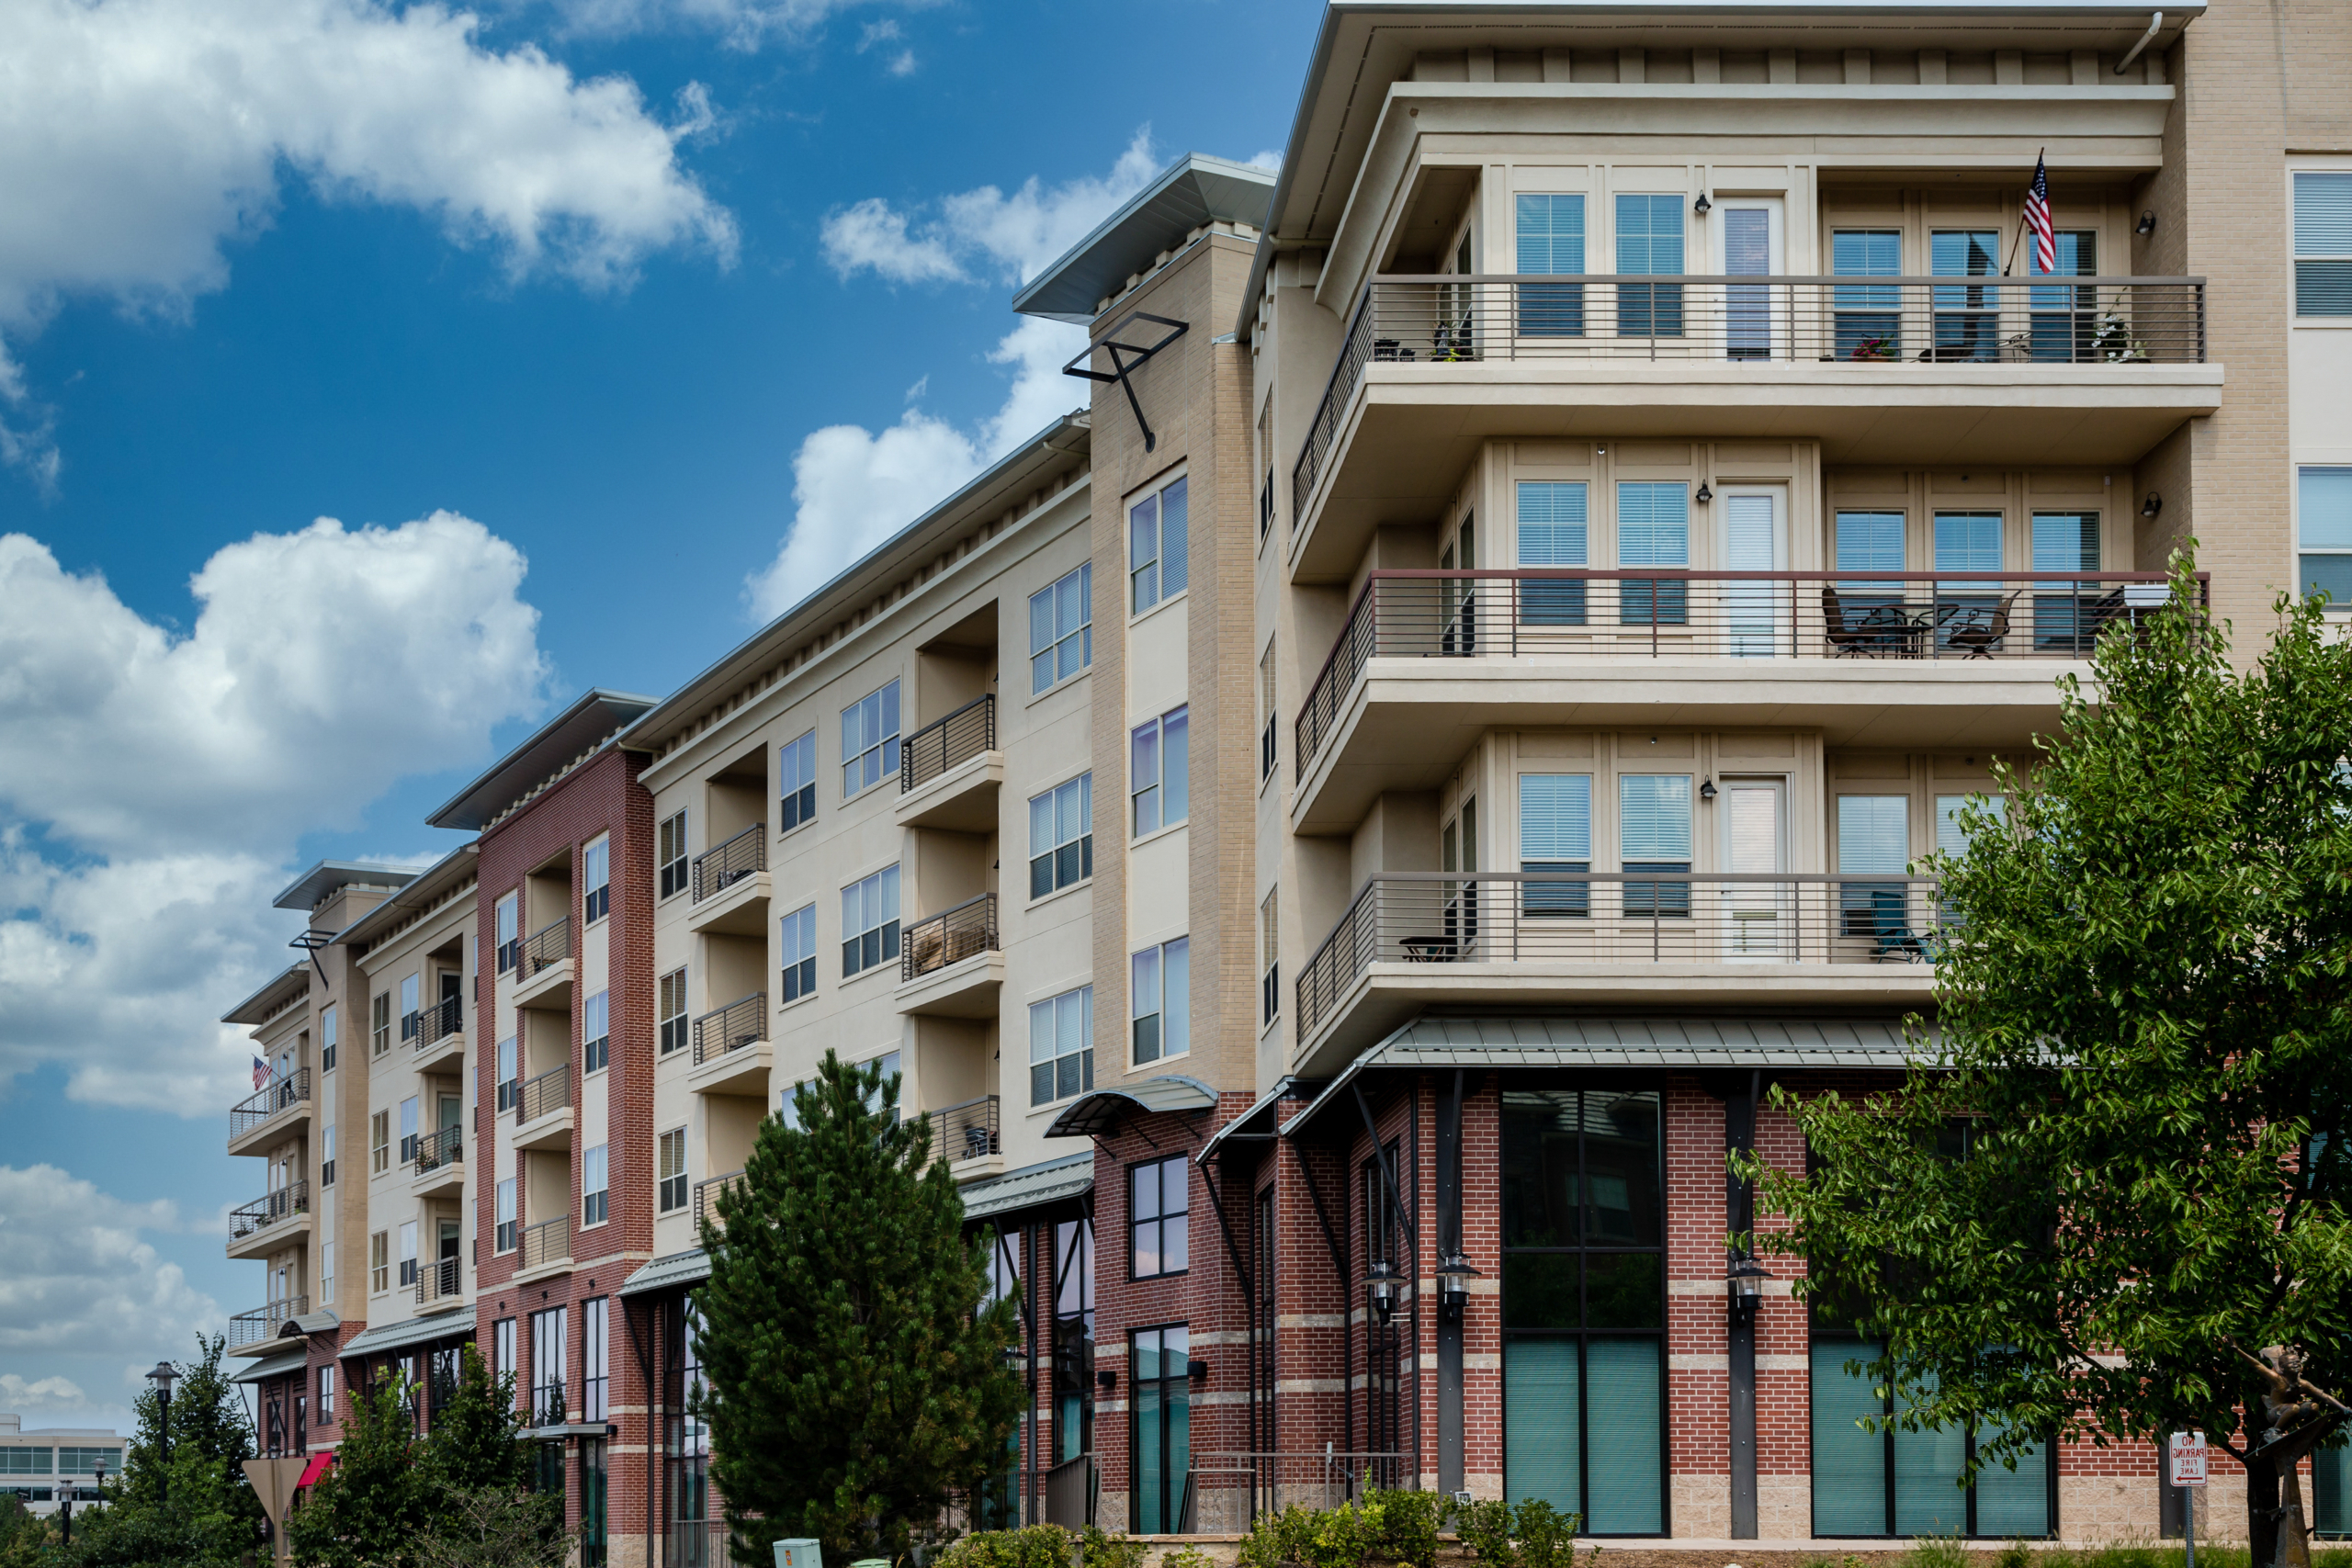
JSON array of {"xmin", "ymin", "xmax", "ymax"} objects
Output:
[
  {"xmin": 1436, "ymin": 1071, "xmax": 1466, "ymax": 1496},
  {"xmin": 2116, "ymin": 11, "xmax": 2163, "ymax": 73}
]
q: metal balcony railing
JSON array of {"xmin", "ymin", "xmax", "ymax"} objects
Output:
[
  {"xmin": 520, "ymin": 1215, "xmax": 571, "ymax": 1271},
  {"xmin": 1296, "ymin": 872, "xmax": 1942, "ymax": 1039},
  {"xmin": 414, "ymin": 1255, "xmax": 462, "ymax": 1307},
  {"xmin": 692, "ymin": 993, "xmax": 767, "ymax": 1065},
  {"xmin": 523, "ymin": 916, "xmax": 570, "ymax": 976},
  {"xmin": 230, "ymin": 1180, "xmax": 311, "ymax": 1240},
  {"xmin": 1294, "ymin": 569, "xmax": 2208, "ymax": 768},
  {"xmin": 228, "ymin": 1297, "xmax": 308, "ymax": 1347},
  {"xmin": 413, "ymin": 1125, "xmax": 462, "ymax": 1178},
  {"xmin": 694, "ymin": 1170, "xmax": 746, "ymax": 1232},
  {"xmin": 1293, "ymin": 273, "xmax": 2209, "ymax": 519},
  {"xmin": 230, "ymin": 1067, "xmax": 310, "ymax": 1139},
  {"xmin": 414, "ymin": 994, "xmax": 462, "ymax": 1050},
  {"xmin": 926, "ymin": 1095, "xmax": 1001, "ymax": 1164},
  {"xmin": 900, "ymin": 894, "xmax": 999, "ymax": 981},
  {"xmin": 693, "ymin": 824, "xmax": 766, "ymax": 902},
  {"xmin": 900, "ymin": 694, "xmax": 995, "ymax": 793},
  {"xmin": 1045, "ymin": 1454, "xmax": 1096, "ymax": 1529},
  {"xmin": 515, "ymin": 1063, "xmax": 571, "ymax": 1125}
]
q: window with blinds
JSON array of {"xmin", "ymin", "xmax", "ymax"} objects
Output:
[
  {"xmin": 1619, "ymin": 774, "xmax": 1690, "ymax": 917},
  {"xmin": 1516, "ymin": 193, "xmax": 1586, "ymax": 337},
  {"xmin": 1617, "ymin": 483, "xmax": 1689, "ymax": 626},
  {"xmin": 1259, "ymin": 889, "xmax": 1280, "ymax": 1026},
  {"xmin": 1838, "ymin": 795, "xmax": 1911, "ymax": 942},
  {"xmin": 1520, "ymin": 774, "xmax": 1591, "ymax": 917},
  {"xmin": 2030, "ymin": 513, "xmax": 2100, "ymax": 651},
  {"xmin": 1614, "ymin": 194, "xmax": 1683, "ymax": 337},
  {"xmin": 2295, "ymin": 172, "xmax": 2352, "ymax": 317},
  {"xmin": 1260, "ymin": 642, "xmax": 1278, "ymax": 782},
  {"xmin": 1518, "ymin": 480, "xmax": 1589, "ymax": 626},
  {"xmin": 2299, "ymin": 467, "xmax": 2352, "ymax": 607},
  {"xmin": 1930, "ymin": 230, "xmax": 2001, "ymax": 361},
  {"xmin": 1935, "ymin": 512, "xmax": 2004, "ymax": 652},
  {"xmin": 1834, "ymin": 510, "xmax": 1907, "ymax": 622},
  {"xmin": 1832, "ymin": 230, "xmax": 1903, "ymax": 357}
]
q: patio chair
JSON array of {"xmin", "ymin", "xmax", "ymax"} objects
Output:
[{"xmin": 1945, "ymin": 592, "xmax": 2018, "ymax": 659}]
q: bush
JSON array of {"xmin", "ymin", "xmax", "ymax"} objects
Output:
[
  {"xmin": 1508, "ymin": 1500, "xmax": 1577, "ymax": 1568},
  {"xmin": 935, "ymin": 1526, "xmax": 1078, "ymax": 1568},
  {"xmin": 1365, "ymin": 1488, "xmax": 1442, "ymax": 1568},
  {"xmin": 1084, "ymin": 1526, "xmax": 1148, "ymax": 1568},
  {"xmin": 1453, "ymin": 1501, "xmax": 1516, "ymax": 1568},
  {"xmin": 1161, "ymin": 1549, "xmax": 1215, "ymax": 1568}
]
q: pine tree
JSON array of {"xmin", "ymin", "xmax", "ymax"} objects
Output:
[
  {"xmin": 287, "ymin": 1371, "xmax": 426, "ymax": 1568},
  {"xmin": 697, "ymin": 1048, "xmax": 1023, "ymax": 1565}
]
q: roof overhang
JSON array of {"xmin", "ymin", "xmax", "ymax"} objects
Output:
[
  {"xmin": 272, "ymin": 860, "xmax": 418, "ymax": 914},
  {"xmin": 231, "ymin": 1348, "xmax": 311, "ymax": 1385},
  {"xmin": 618, "ymin": 1248, "xmax": 711, "ymax": 1299},
  {"xmin": 1196, "ymin": 1076, "xmax": 1321, "ymax": 1164},
  {"xmin": 333, "ymin": 842, "xmax": 481, "ymax": 950},
  {"xmin": 425, "ymin": 690, "xmax": 657, "ymax": 831},
  {"xmin": 959, "ymin": 1152, "xmax": 1095, "ymax": 1222},
  {"xmin": 220, "ymin": 963, "xmax": 311, "ymax": 1027},
  {"xmin": 1013, "ymin": 153, "xmax": 1279, "ymax": 324},
  {"xmin": 1044, "ymin": 1074, "xmax": 1221, "ymax": 1139},
  {"xmin": 337, "ymin": 1307, "xmax": 477, "ymax": 1359}
]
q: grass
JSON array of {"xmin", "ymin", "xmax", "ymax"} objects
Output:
[{"xmin": 1801, "ymin": 1543, "xmax": 2352, "ymax": 1568}]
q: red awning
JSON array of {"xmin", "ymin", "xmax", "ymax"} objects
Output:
[{"xmin": 295, "ymin": 1453, "xmax": 334, "ymax": 1489}]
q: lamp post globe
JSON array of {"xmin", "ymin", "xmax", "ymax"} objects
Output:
[{"xmin": 148, "ymin": 1360, "xmax": 177, "ymax": 1504}]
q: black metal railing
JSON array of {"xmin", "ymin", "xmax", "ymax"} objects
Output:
[
  {"xmin": 926, "ymin": 1095, "xmax": 1001, "ymax": 1164},
  {"xmin": 230, "ymin": 1068, "xmax": 310, "ymax": 1139},
  {"xmin": 1296, "ymin": 872, "xmax": 1942, "ymax": 1039},
  {"xmin": 414, "ymin": 1255, "xmax": 461, "ymax": 1306},
  {"xmin": 1187, "ymin": 1452, "xmax": 1407, "ymax": 1529},
  {"xmin": 413, "ymin": 1124, "xmax": 463, "ymax": 1179},
  {"xmin": 900, "ymin": 894, "xmax": 999, "ymax": 981},
  {"xmin": 1044, "ymin": 1454, "xmax": 1096, "ymax": 1528},
  {"xmin": 694, "ymin": 1170, "xmax": 746, "ymax": 1232},
  {"xmin": 230, "ymin": 1180, "xmax": 311, "ymax": 1241},
  {"xmin": 900, "ymin": 695, "xmax": 996, "ymax": 793},
  {"xmin": 1293, "ymin": 273, "xmax": 2209, "ymax": 521},
  {"xmin": 523, "ymin": 916, "xmax": 571, "ymax": 976},
  {"xmin": 228, "ymin": 1297, "xmax": 307, "ymax": 1347},
  {"xmin": 515, "ymin": 1063, "xmax": 571, "ymax": 1124},
  {"xmin": 520, "ymin": 1215, "xmax": 570, "ymax": 1271},
  {"xmin": 1295, "ymin": 569, "xmax": 2208, "ymax": 768},
  {"xmin": 414, "ymin": 995, "xmax": 462, "ymax": 1050},
  {"xmin": 693, "ymin": 824, "xmax": 766, "ymax": 902},
  {"xmin": 692, "ymin": 993, "xmax": 767, "ymax": 1065}
]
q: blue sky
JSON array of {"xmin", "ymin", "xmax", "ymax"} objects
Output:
[{"xmin": 0, "ymin": 0, "xmax": 1314, "ymax": 1430}]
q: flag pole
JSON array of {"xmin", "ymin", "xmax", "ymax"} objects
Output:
[{"xmin": 2002, "ymin": 147, "xmax": 2044, "ymax": 276}]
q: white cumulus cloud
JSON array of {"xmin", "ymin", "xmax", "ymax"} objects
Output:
[{"xmin": 528, "ymin": 0, "xmax": 924, "ymax": 51}]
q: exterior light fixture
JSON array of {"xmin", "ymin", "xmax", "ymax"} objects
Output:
[
  {"xmin": 1096, "ymin": 1369, "xmax": 1117, "ymax": 1392},
  {"xmin": 1700, "ymin": 779, "xmax": 1719, "ymax": 803},
  {"xmin": 149, "ymin": 1362, "xmax": 177, "ymax": 1503},
  {"xmin": 1434, "ymin": 1250, "xmax": 1483, "ymax": 1324},
  {"xmin": 1188, "ymin": 1358, "xmax": 1210, "ymax": 1384},
  {"xmin": 2136, "ymin": 210, "xmax": 2158, "ymax": 236},
  {"xmin": 1695, "ymin": 482, "xmax": 1713, "ymax": 503},
  {"xmin": 2142, "ymin": 493, "xmax": 2164, "ymax": 519},
  {"xmin": 1694, "ymin": 193, "xmax": 1713, "ymax": 216},
  {"xmin": 1367, "ymin": 1258, "xmax": 1401, "ymax": 1325},
  {"xmin": 1727, "ymin": 1254, "xmax": 1772, "ymax": 1320}
]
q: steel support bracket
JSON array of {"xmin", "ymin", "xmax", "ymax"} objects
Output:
[{"xmin": 1061, "ymin": 311, "xmax": 1188, "ymax": 452}]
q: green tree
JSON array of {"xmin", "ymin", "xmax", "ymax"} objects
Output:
[
  {"xmin": 1745, "ymin": 559, "xmax": 2352, "ymax": 1567},
  {"xmin": 420, "ymin": 1345, "xmax": 537, "ymax": 1495},
  {"xmin": 0, "ymin": 1493, "xmax": 53, "ymax": 1568},
  {"xmin": 413, "ymin": 1487, "xmax": 571, "ymax": 1568},
  {"xmin": 697, "ymin": 1048, "xmax": 1023, "ymax": 1564},
  {"xmin": 63, "ymin": 1335, "xmax": 266, "ymax": 1567},
  {"xmin": 287, "ymin": 1371, "xmax": 426, "ymax": 1568}
]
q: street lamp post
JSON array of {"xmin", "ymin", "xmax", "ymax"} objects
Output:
[{"xmin": 148, "ymin": 1361, "xmax": 179, "ymax": 1505}]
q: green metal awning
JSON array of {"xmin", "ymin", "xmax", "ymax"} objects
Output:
[
  {"xmin": 337, "ymin": 1307, "xmax": 476, "ymax": 1359},
  {"xmin": 959, "ymin": 1153, "xmax": 1092, "ymax": 1222},
  {"xmin": 617, "ymin": 1249, "xmax": 710, "ymax": 1299},
  {"xmin": 232, "ymin": 1348, "xmax": 311, "ymax": 1384}
]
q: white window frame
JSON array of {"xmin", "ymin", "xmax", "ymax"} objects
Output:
[
  {"xmin": 1028, "ymin": 985, "xmax": 1094, "ymax": 1107},
  {"xmin": 1030, "ymin": 563, "xmax": 1093, "ymax": 694},
  {"xmin": 657, "ymin": 811, "xmax": 689, "ymax": 900},
  {"xmin": 1130, "ymin": 705, "xmax": 1189, "ymax": 837},
  {"xmin": 583, "ymin": 988, "xmax": 610, "ymax": 1073},
  {"xmin": 842, "ymin": 679, "xmax": 901, "ymax": 797},
  {"xmin": 780, "ymin": 730, "xmax": 819, "ymax": 831},
  {"xmin": 2294, "ymin": 171, "xmax": 2352, "ymax": 319},
  {"xmin": 494, "ymin": 893, "xmax": 519, "ymax": 973},
  {"xmin": 658, "ymin": 1128, "xmax": 688, "ymax": 1213},
  {"xmin": 1128, "ymin": 474, "xmax": 1190, "ymax": 615},
  {"xmin": 781, "ymin": 903, "xmax": 818, "ymax": 1003},
  {"xmin": 496, "ymin": 1177, "xmax": 518, "ymax": 1253},
  {"xmin": 658, "ymin": 969, "xmax": 688, "ymax": 1054},
  {"xmin": 841, "ymin": 864, "xmax": 901, "ymax": 978},
  {"xmin": 582, "ymin": 835, "xmax": 611, "ymax": 924},
  {"xmin": 2298, "ymin": 467, "xmax": 2352, "ymax": 610},
  {"xmin": 1130, "ymin": 936, "xmax": 1191, "ymax": 1066},
  {"xmin": 582, "ymin": 1145, "xmax": 609, "ymax": 1227},
  {"xmin": 1028, "ymin": 773, "xmax": 1093, "ymax": 898}
]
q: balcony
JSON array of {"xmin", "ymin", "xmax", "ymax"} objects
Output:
[
  {"xmin": 414, "ymin": 1254, "xmax": 464, "ymax": 1313},
  {"xmin": 896, "ymin": 894, "xmax": 1002, "ymax": 1017},
  {"xmin": 926, "ymin": 1095, "xmax": 1002, "ymax": 1177},
  {"xmin": 1291, "ymin": 569, "xmax": 2197, "ymax": 833},
  {"xmin": 227, "ymin": 1180, "xmax": 311, "ymax": 1259},
  {"xmin": 411, "ymin": 1125, "xmax": 464, "ymax": 1197},
  {"xmin": 515, "ymin": 1215, "xmax": 571, "ymax": 1283},
  {"xmin": 229, "ymin": 1296, "xmax": 308, "ymax": 1348},
  {"xmin": 412, "ymin": 995, "xmax": 465, "ymax": 1071},
  {"xmin": 1289, "ymin": 275, "xmax": 2221, "ymax": 580},
  {"xmin": 693, "ymin": 1169, "xmax": 746, "ymax": 1232},
  {"xmin": 228, "ymin": 1068, "xmax": 311, "ymax": 1156},
  {"xmin": 511, "ymin": 916, "xmax": 572, "ymax": 1009},
  {"xmin": 686, "ymin": 992, "xmax": 771, "ymax": 1097},
  {"xmin": 689, "ymin": 824, "xmax": 770, "ymax": 936},
  {"xmin": 898, "ymin": 695, "xmax": 1002, "ymax": 830},
  {"xmin": 513, "ymin": 1063, "xmax": 573, "ymax": 1151},
  {"xmin": 1294, "ymin": 871, "xmax": 1938, "ymax": 1072}
]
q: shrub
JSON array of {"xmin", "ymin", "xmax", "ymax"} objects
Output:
[
  {"xmin": 1509, "ymin": 1499, "xmax": 1579, "ymax": 1568},
  {"xmin": 1296, "ymin": 1498, "xmax": 1377, "ymax": 1568},
  {"xmin": 1084, "ymin": 1528, "xmax": 1148, "ymax": 1568},
  {"xmin": 935, "ymin": 1524, "xmax": 1075, "ymax": 1568},
  {"xmin": 1366, "ymin": 1487, "xmax": 1442, "ymax": 1568},
  {"xmin": 1161, "ymin": 1548, "xmax": 1215, "ymax": 1568}
]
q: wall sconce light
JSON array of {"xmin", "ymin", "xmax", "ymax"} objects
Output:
[
  {"xmin": 1366, "ymin": 1258, "xmax": 1401, "ymax": 1325},
  {"xmin": 1188, "ymin": 1358, "xmax": 1210, "ymax": 1384},
  {"xmin": 1700, "ymin": 778, "xmax": 1718, "ymax": 803},
  {"xmin": 2136, "ymin": 210, "xmax": 2158, "ymax": 236},
  {"xmin": 1096, "ymin": 1369, "xmax": 1117, "ymax": 1392},
  {"xmin": 1695, "ymin": 482, "xmax": 1713, "ymax": 503},
  {"xmin": 1435, "ymin": 1251, "xmax": 1483, "ymax": 1324},
  {"xmin": 2142, "ymin": 493, "xmax": 2164, "ymax": 519},
  {"xmin": 1727, "ymin": 1254, "xmax": 1772, "ymax": 1321},
  {"xmin": 1694, "ymin": 193, "xmax": 1713, "ymax": 216}
]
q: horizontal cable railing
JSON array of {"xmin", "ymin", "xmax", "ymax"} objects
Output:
[
  {"xmin": 693, "ymin": 993, "xmax": 768, "ymax": 1065},
  {"xmin": 414, "ymin": 1255, "xmax": 462, "ymax": 1307},
  {"xmin": 926, "ymin": 1094, "xmax": 1001, "ymax": 1164},
  {"xmin": 901, "ymin": 893, "xmax": 1000, "ymax": 981},
  {"xmin": 228, "ymin": 1297, "xmax": 307, "ymax": 1347},
  {"xmin": 901, "ymin": 694, "xmax": 997, "ymax": 793},
  {"xmin": 230, "ymin": 1180, "xmax": 311, "ymax": 1240},
  {"xmin": 521, "ymin": 1215, "xmax": 571, "ymax": 1271},
  {"xmin": 414, "ymin": 995, "xmax": 462, "ymax": 1050},
  {"xmin": 693, "ymin": 823, "xmax": 766, "ymax": 902},
  {"xmin": 1295, "ymin": 570, "xmax": 2207, "ymax": 768},
  {"xmin": 523, "ymin": 916, "xmax": 571, "ymax": 976},
  {"xmin": 1187, "ymin": 1453, "xmax": 1408, "ymax": 1529},
  {"xmin": 1297, "ymin": 873, "xmax": 1942, "ymax": 1038},
  {"xmin": 230, "ymin": 1067, "xmax": 310, "ymax": 1139},
  {"xmin": 413, "ymin": 1125, "xmax": 463, "ymax": 1178},
  {"xmin": 515, "ymin": 1063, "xmax": 571, "ymax": 1124},
  {"xmin": 694, "ymin": 1170, "xmax": 746, "ymax": 1232}
]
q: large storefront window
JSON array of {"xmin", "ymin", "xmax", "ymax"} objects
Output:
[
  {"xmin": 1054, "ymin": 1218, "xmax": 1095, "ymax": 1464},
  {"xmin": 581, "ymin": 1437, "xmax": 608, "ymax": 1567},
  {"xmin": 1500, "ymin": 1089, "xmax": 1666, "ymax": 1534},
  {"xmin": 666, "ymin": 1298, "xmax": 715, "ymax": 1568},
  {"xmin": 1130, "ymin": 1325, "xmax": 1190, "ymax": 1533},
  {"xmin": 1808, "ymin": 1337, "xmax": 2052, "ymax": 1537},
  {"xmin": 2318, "ymin": 1440, "xmax": 2349, "ymax": 1537}
]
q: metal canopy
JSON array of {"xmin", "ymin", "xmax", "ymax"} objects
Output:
[
  {"xmin": 1044, "ymin": 1074, "xmax": 1220, "ymax": 1139},
  {"xmin": 617, "ymin": 1248, "xmax": 711, "ymax": 1299},
  {"xmin": 337, "ymin": 1306, "xmax": 477, "ymax": 1359},
  {"xmin": 1195, "ymin": 1075, "xmax": 1320, "ymax": 1165},
  {"xmin": 959, "ymin": 1152, "xmax": 1094, "ymax": 1222},
  {"xmin": 231, "ymin": 1348, "xmax": 311, "ymax": 1385},
  {"xmin": 1013, "ymin": 153, "xmax": 1276, "ymax": 323}
]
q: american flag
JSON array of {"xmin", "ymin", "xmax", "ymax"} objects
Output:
[
  {"xmin": 253, "ymin": 1055, "xmax": 270, "ymax": 1089},
  {"xmin": 2024, "ymin": 151, "xmax": 2056, "ymax": 276}
]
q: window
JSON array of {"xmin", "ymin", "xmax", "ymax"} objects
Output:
[
  {"xmin": 0, "ymin": 1450, "xmax": 49, "ymax": 1476},
  {"xmin": 1259, "ymin": 468, "xmax": 1275, "ymax": 541},
  {"xmin": 495, "ymin": 1036, "xmax": 517, "ymax": 1111},
  {"xmin": 399, "ymin": 1096, "xmax": 419, "ymax": 1164},
  {"xmin": 778, "ymin": 1077, "xmax": 812, "ymax": 1129},
  {"xmin": 2300, "ymin": 468, "xmax": 2352, "ymax": 606},
  {"xmin": 582, "ymin": 1297, "xmax": 609, "ymax": 1423},
  {"xmin": 1615, "ymin": 194, "xmax": 1684, "ymax": 338},
  {"xmin": 2030, "ymin": 512, "xmax": 2101, "ymax": 651},
  {"xmin": 399, "ymin": 974, "xmax": 419, "ymax": 1040},
  {"xmin": 1521, "ymin": 773, "xmax": 1593, "ymax": 916},
  {"xmin": 2028, "ymin": 231, "xmax": 2098, "ymax": 361},
  {"xmin": 530, "ymin": 1305, "xmax": 568, "ymax": 1427},
  {"xmin": 1131, "ymin": 707, "xmax": 1189, "ymax": 835},
  {"xmin": 320, "ymin": 1005, "xmax": 337, "ymax": 1073},
  {"xmin": 1030, "ymin": 565, "xmax": 1093, "ymax": 694},
  {"xmin": 1260, "ymin": 889, "xmax": 1280, "ymax": 1027},
  {"xmin": 398, "ymin": 1221, "xmax": 417, "ymax": 1287},
  {"xmin": 318, "ymin": 1365, "xmax": 335, "ymax": 1423},
  {"xmin": 1131, "ymin": 938, "xmax": 1190, "ymax": 1065},
  {"xmin": 495, "ymin": 893, "xmax": 519, "ymax": 973},
  {"xmin": 1130, "ymin": 1156, "xmax": 1190, "ymax": 1279},
  {"xmin": 369, "ymin": 1230, "xmax": 389, "ymax": 1294},
  {"xmin": 56, "ymin": 1450, "xmax": 120, "ymax": 1478},
  {"xmin": 2295, "ymin": 172, "xmax": 2352, "ymax": 317},
  {"xmin": 1519, "ymin": 480, "xmax": 1589, "ymax": 625},
  {"xmin": 1028, "ymin": 986, "xmax": 1094, "ymax": 1106},
  {"xmin": 370, "ymin": 1111, "xmax": 390, "ymax": 1175},
  {"xmin": 656, "ymin": 812, "xmax": 688, "ymax": 900},
  {"xmin": 780, "ymin": 730, "xmax": 818, "ymax": 830},
  {"xmin": 1129, "ymin": 476, "xmax": 1189, "ymax": 613},
  {"xmin": 864, "ymin": 1051, "xmax": 903, "ymax": 1121},
  {"xmin": 1259, "ymin": 642, "xmax": 1278, "ymax": 781},
  {"xmin": 320, "ymin": 1239, "xmax": 334, "ymax": 1303},
  {"xmin": 1617, "ymin": 483, "xmax": 1689, "ymax": 626},
  {"xmin": 780, "ymin": 904, "xmax": 818, "ymax": 1002},
  {"xmin": 371, "ymin": 992, "xmax": 390, "ymax": 1056},
  {"xmin": 583, "ymin": 989, "xmax": 610, "ymax": 1073},
  {"xmin": 321, "ymin": 1124, "xmax": 337, "ymax": 1187},
  {"xmin": 842, "ymin": 679, "xmax": 901, "ymax": 796},
  {"xmin": 582, "ymin": 836, "xmax": 610, "ymax": 923},
  {"xmin": 1831, "ymin": 230, "xmax": 1903, "ymax": 357},
  {"xmin": 658, "ymin": 1128, "xmax": 687, "ymax": 1213},
  {"xmin": 1130, "ymin": 1324, "xmax": 1192, "ymax": 1533},
  {"xmin": 580, "ymin": 1144, "xmax": 609, "ymax": 1227},
  {"xmin": 1029, "ymin": 774, "xmax": 1093, "ymax": 897},
  {"xmin": 497, "ymin": 1178, "xmax": 517, "ymax": 1253},
  {"xmin": 1931, "ymin": 229, "xmax": 2001, "ymax": 360},
  {"xmin": 1501, "ymin": 1089, "xmax": 1666, "ymax": 1533},
  {"xmin": 1516, "ymin": 193, "xmax": 1586, "ymax": 336},
  {"xmin": 493, "ymin": 1318, "xmax": 517, "ymax": 1405},
  {"xmin": 1620, "ymin": 774, "xmax": 1692, "ymax": 918},
  {"xmin": 658, "ymin": 970, "xmax": 687, "ymax": 1055},
  {"xmin": 842, "ymin": 864, "xmax": 901, "ymax": 976},
  {"xmin": 1838, "ymin": 794, "xmax": 1915, "ymax": 946}
]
